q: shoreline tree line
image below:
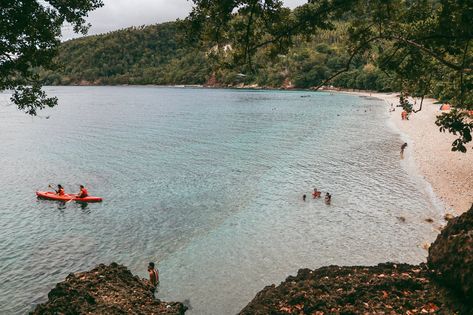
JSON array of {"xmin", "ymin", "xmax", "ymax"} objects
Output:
[{"xmin": 1, "ymin": 0, "xmax": 471, "ymax": 151}]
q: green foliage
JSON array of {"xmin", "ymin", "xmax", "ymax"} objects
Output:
[
  {"xmin": 399, "ymin": 93, "xmax": 414, "ymax": 113},
  {"xmin": 43, "ymin": 20, "xmax": 389, "ymax": 91},
  {"xmin": 0, "ymin": 0, "xmax": 103, "ymax": 115},
  {"xmin": 436, "ymin": 110, "xmax": 473, "ymax": 153},
  {"xmin": 187, "ymin": 0, "xmax": 473, "ymax": 151},
  {"xmin": 42, "ymin": 23, "xmax": 211, "ymax": 85}
]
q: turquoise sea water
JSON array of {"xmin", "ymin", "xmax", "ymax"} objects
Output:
[{"xmin": 0, "ymin": 87, "xmax": 443, "ymax": 314}]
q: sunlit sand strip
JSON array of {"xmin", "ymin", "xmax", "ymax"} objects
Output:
[{"xmin": 338, "ymin": 90, "xmax": 473, "ymax": 215}]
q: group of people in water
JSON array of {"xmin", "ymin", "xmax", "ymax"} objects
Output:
[
  {"xmin": 302, "ymin": 188, "xmax": 332, "ymax": 204},
  {"xmin": 54, "ymin": 184, "xmax": 89, "ymax": 198}
]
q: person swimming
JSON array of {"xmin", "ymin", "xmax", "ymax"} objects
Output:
[
  {"xmin": 324, "ymin": 192, "xmax": 332, "ymax": 204},
  {"xmin": 302, "ymin": 194, "xmax": 307, "ymax": 201},
  {"xmin": 312, "ymin": 188, "xmax": 321, "ymax": 199}
]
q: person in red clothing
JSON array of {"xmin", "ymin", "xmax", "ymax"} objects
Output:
[
  {"xmin": 401, "ymin": 110, "xmax": 407, "ymax": 120},
  {"xmin": 56, "ymin": 184, "xmax": 65, "ymax": 196},
  {"xmin": 312, "ymin": 188, "xmax": 321, "ymax": 199},
  {"xmin": 77, "ymin": 185, "xmax": 88, "ymax": 198}
]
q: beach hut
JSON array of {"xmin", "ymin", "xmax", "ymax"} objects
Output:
[{"xmin": 440, "ymin": 103, "xmax": 451, "ymax": 111}]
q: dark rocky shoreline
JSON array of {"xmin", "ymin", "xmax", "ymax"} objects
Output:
[
  {"xmin": 33, "ymin": 205, "xmax": 473, "ymax": 314},
  {"xmin": 240, "ymin": 205, "xmax": 473, "ymax": 314},
  {"xmin": 239, "ymin": 263, "xmax": 470, "ymax": 314},
  {"xmin": 31, "ymin": 263, "xmax": 186, "ymax": 315}
]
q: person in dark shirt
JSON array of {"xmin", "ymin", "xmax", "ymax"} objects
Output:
[{"xmin": 401, "ymin": 142, "xmax": 408, "ymax": 159}]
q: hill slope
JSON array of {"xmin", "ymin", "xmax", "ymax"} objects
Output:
[
  {"xmin": 43, "ymin": 22, "xmax": 210, "ymax": 86},
  {"xmin": 43, "ymin": 21, "xmax": 390, "ymax": 91}
]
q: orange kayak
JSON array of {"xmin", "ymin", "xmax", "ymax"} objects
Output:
[{"xmin": 36, "ymin": 191, "xmax": 103, "ymax": 203}]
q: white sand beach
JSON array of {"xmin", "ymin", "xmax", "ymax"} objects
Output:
[{"xmin": 346, "ymin": 91, "xmax": 473, "ymax": 215}]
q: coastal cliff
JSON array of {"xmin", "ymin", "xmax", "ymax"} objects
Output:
[
  {"xmin": 240, "ymin": 205, "xmax": 473, "ymax": 314},
  {"xmin": 31, "ymin": 263, "xmax": 186, "ymax": 315}
]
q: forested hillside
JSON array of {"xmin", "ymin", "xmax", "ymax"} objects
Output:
[
  {"xmin": 42, "ymin": 22, "xmax": 210, "ymax": 85},
  {"xmin": 42, "ymin": 21, "xmax": 391, "ymax": 91}
]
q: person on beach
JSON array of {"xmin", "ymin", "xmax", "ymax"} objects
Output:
[
  {"xmin": 324, "ymin": 192, "xmax": 331, "ymax": 204},
  {"xmin": 77, "ymin": 185, "xmax": 88, "ymax": 198},
  {"xmin": 148, "ymin": 262, "xmax": 159, "ymax": 290},
  {"xmin": 55, "ymin": 184, "xmax": 65, "ymax": 196},
  {"xmin": 302, "ymin": 194, "xmax": 307, "ymax": 201},
  {"xmin": 312, "ymin": 188, "xmax": 321, "ymax": 199},
  {"xmin": 401, "ymin": 110, "xmax": 408, "ymax": 120},
  {"xmin": 400, "ymin": 143, "xmax": 408, "ymax": 159}
]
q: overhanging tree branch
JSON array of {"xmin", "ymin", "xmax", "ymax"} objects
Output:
[{"xmin": 389, "ymin": 36, "xmax": 472, "ymax": 73}]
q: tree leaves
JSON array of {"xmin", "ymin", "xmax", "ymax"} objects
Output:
[
  {"xmin": 0, "ymin": 0, "xmax": 103, "ymax": 114},
  {"xmin": 436, "ymin": 110, "xmax": 473, "ymax": 153}
]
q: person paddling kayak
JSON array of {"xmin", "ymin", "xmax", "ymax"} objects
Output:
[
  {"xmin": 77, "ymin": 185, "xmax": 88, "ymax": 198},
  {"xmin": 55, "ymin": 184, "xmax": 65, "ymax": 196}
]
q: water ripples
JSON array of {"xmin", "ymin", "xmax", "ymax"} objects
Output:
[{"xmin": 0, "ymin": 87, "xmax": 443, "ymax": 314}]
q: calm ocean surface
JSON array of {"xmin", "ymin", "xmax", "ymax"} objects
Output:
[{"xmin": 0, "ymin": 87, "xmax": 444, "ymax": 314}]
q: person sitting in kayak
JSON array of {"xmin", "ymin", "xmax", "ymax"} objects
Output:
[
  {"xmin": 312, "ymin": 188, "xmax": 321, "ymax": 199},
  {"xmin": 77, "ymin": 185, "xmax": 88, "ymax": 198},
  {"xmin": 56, "ymin": 184, "xmax": 65, "ymax": 196}
]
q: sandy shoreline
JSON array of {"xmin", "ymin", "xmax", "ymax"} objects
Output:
[{"xmin": 342, "ymin": 91, "xmax": 472, "ymax": 215}]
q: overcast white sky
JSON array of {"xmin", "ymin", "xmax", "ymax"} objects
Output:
[{"xmin": 62, "ymin": 0, "xmax": 307, "ymax": 39}]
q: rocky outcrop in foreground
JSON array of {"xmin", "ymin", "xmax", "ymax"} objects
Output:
[
  {"xmin": 429, "ymin": 204, "xmax": 473, "ymax": 300},
  {"xmin": 240, "ymin": 204, "xmax": 473, "ymax": 314},
  {"xmin": 32, "ymin": 205, "xmax": 473, "ymax": 314},
  {"xmin": 32, "ymin": 263, "xmax": 186, "ymax": 315}
]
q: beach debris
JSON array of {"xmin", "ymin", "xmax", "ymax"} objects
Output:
[
  {"xmin": 397, "ymin": 216, "xmax": 406, "ymax": 223},
  {"xmin": 444, "ymin": 213, "xmax": 455, "ymax": 221}
]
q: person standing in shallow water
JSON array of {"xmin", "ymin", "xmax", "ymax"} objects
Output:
[
  {"xmin": 148, "ymin": 262, "xmax": 159, "ymax": 291},
  {"xmin": 400, "ymin": 142, "xmax": 408, "ymax": 159},
  {"xmin": 302, "ymin": 194, "xmax": 307, "ymax": 201}
]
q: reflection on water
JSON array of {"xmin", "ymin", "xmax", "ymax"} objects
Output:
[{"xmin": 0, "ymin": 87, "xmax": 443, "ymax": 314}]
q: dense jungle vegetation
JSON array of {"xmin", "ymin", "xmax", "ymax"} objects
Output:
[{"xmin": 41, "ymin": 21, "xmax": 392, "ymax": 91}]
